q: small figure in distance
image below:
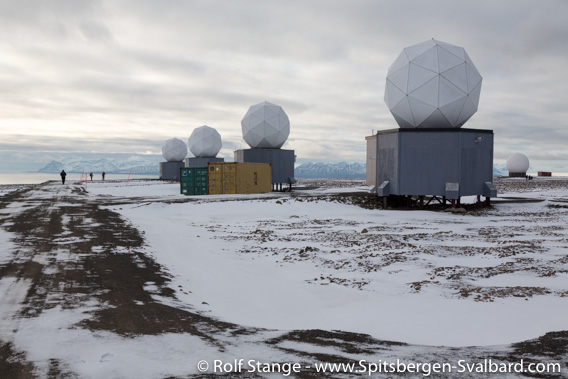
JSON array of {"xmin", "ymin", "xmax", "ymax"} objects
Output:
[
  {"xmin": 102, "ymin": 172, "xmax": 106, "ymax": 181},
  {"xmin": 60, "ymin": 170, "xmax": 67, "ymax": 184},
  {"xmin": 90, "ymin": 172, "xmax": 94, "ymax": 181}
]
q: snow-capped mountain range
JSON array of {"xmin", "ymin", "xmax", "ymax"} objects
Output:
[
  {"xmin": 38, "ymin": 156, "xmax": 161, "ymax": 174},
  {"xmin": 493, "ymin": 163, "xmax": 507, "ymax": 177},
  {"xmin": 38, "ymin": 157, "xmax": 508, "ymax": 178}
]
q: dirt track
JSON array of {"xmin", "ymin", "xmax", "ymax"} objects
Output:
[{"xmin": 0, "ymin": 181, "xmax": 567, "ymax": 378}]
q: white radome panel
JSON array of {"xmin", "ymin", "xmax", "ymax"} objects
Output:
[
  {"xmin": 241, "ymin": 101, "xmax": 290, "ymax": 149},
  {"xmin": 188, "ymin": 125, "xmax": 222, "ymax": 158},
  {"xmin": 162, "ymin": 137, "xmax": 188, "ymax": 162},
  {"xmin": 385, "ymin": 39, "xmax": 483, "ymax": 128},
  {"xmin": 506, "ymin": 153, "xmax": 530, "ymax": 173}
]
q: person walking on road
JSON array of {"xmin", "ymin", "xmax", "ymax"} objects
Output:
[
  {"xmin": 60, "ymin": 170, "xmax": 67, "ymax": 184},
  {"xmin": 102, "ymin": 172, "xmax": 106, "ymax": 181},
  {"xmin": 89, "ymin": 172, "xmax": 94, "ymax": 181}
]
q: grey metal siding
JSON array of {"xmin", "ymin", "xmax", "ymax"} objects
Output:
[
  {"xmin": 399, "ymin": 132, "xmax": 460, "ymax": 196},
  {"xmin": 458, "ymin": 132, "xmax": 493, "ymax": 196},
  {"xmin": 375, "ymin": 128, "xmax": 494, "ymax": 197},
  {"xmin": 365, "ymin": 136, "xmax": 377, "ymax": 186},
  {"xmin": 159, "ymin": 161, "xmax": 185, "ymax": 180},
  {"xmin": 185, "ymin": 157, "xmax": 224, "ymax": 168},
  {"xmin": 376, "ymin": 131, "xmax": 399, "ymax": 194}
]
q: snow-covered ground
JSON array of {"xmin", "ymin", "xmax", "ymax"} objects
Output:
[
  {"xmin": 89, "ymin": 178, "xmax": 568, "ymax": 346},
  {"xmin": 1, "ymin": 177, "xmax": 567, "ymax": 378}
]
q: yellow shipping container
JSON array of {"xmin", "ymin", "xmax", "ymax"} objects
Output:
[{"xmin": 208, "ymin": 162, "xmax": 272, "ymax": 194}]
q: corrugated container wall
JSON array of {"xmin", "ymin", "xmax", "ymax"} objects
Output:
[
  {"xmin": 208, "ymin": 162, "xmax": 272, "ymax": 194},
  {"xmin": 180, "ymin": 167, "xmax": 208, "ymax": 195},
  {"xmin": 234, "ymin": 149, "xmax": 295, "ymax": 184}
]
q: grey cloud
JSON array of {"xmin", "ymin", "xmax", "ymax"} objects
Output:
[
  {"xmin": 0, "ymin": 0, "xmax": 112, "ymax": 42},
  {"xmin": 0, "ymin": 134, "xmax": 165, "ymax": 155},
  {"xmin": 0, "ymin": 0, "xmax": 567, "ymax": 168}
]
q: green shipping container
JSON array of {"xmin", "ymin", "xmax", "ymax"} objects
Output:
[{"xmin": 180, "ymin": 167, "xmax": 209, "ymax": 195}]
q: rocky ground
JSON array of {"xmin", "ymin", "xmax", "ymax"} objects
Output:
[{"xmin": 0, "ymin": 178, "xmax": 567, "ymax": 378}]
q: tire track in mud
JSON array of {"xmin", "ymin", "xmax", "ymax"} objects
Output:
[{"xmin": 1, "ymin": 182, "xmax": 567, "ymax": 378}]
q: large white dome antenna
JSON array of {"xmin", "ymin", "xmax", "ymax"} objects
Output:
[
  {"xmin": 385, "ymin": 39, "xmax": 482, "ymax": 128},
  {"xmin": 241, "ymin": 101, "xmax": 290, "ymax": 149}
]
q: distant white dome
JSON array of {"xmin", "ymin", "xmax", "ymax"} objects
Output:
[
  {"xmin": 241, "ymin": 101, "xmax": 290, "ymax": 149},
  {"xmin": 162, "ymin": 138, "xmax": 188, "ymax": 162},
  {"xmin": 188, "ymin": 125, "xmax": 222, "ymax": 158},
  {"xmin": 385, "ymin": 39, "xmax": 482, "ymax": 128},
  {"xmin": 506, "ymin": 153, "xmax": 530, "ymax": 174}
]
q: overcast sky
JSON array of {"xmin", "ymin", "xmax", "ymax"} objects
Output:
[{"xmin": 0, "ymin": 0, "xmax": 567, "ymax": 170}]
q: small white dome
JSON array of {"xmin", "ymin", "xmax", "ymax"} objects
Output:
[
  {"xmin": 188, "ymin": 125, "xmax": 222, "ymax": 158},
  {"xmin": 162, "ymin": 138, "xmax": 188, "ymax": 162},
  {"xmin": 506, "ymin": 153, "xmax": 530, "ymax": 174}
]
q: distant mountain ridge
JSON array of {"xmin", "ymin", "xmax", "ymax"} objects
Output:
[
  {"xmin": 295, "ymin": 162, "xmax": 366, "ymax": 178},
  {"xmin": 38, "ymin": 156, "xmax": 160, "ymax": 174},
  {"xmin": 39, "ymin": 158, "xmax": 508, "ymax": 178},
  {"xmin": 493, "ymin": 164, "xmax": 507, "ymax": 177}
]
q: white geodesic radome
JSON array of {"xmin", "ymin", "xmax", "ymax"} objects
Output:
[
  {"xmin": 241, "ymin": 101, "xmax": 290, "ymax": 149},
  {"xmin": 188, "ymin": 125, "xmax": 222, "ymax": 158},
  {"xmin": 161, "ymin": 137, "xmax": 188, "ymax": 162},
  {"xmin": 506, "ymin": 153, "xmax": 530, "ymax": 174},
  {"xmin": 384, "ymin": 39, "xmax": 482, "ymax": 128}
]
